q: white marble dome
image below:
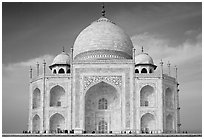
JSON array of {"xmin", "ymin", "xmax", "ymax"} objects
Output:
[
  {"xmin": 135, "ymin": 53, "xmax": 154, "ymax": 65},
  {"xmin": 73, "ymin": 17, "xmax": 133, "ymax": 60},
  {"xmin": 52, "ymin": 52, "xmax": 70, "ymax": 65}
]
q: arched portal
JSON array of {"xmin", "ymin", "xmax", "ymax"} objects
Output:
[
  {"xmin": 166, "ymin": 114, "xmax": 174, "ymax": 132},
  {"xmin": 85, "ymin": 81, "xmax": 120, "ymax": 133},
  {"xmin": 165, "ymin": 88, "xmax": 173, "ymax": 108},
  {"xmin": 32, "ymin": 114, "xmax": 40, "ymax": 132},
  {"xmin": 33, "ymin": 88, "xmax": 41, "ymax": 109},
  {"xmin": 50, "ymin": 85, "xmax": 65, "ymax": 107},
  {"xmin": 140, "ymin": 85, "xmax": 155, "ymax": 107},
  {"xmin": 49, "ymin": 113, "xmax": 65, "ymax": 132},
  {"xmin": 141, "ymin": 113, "xmax": 156, "ymax": 133}
]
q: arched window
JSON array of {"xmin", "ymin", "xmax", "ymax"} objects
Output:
[
  {"xmin": 135, "ymin": 69, "xmax": 139, "ymax": 73},
  {"xmin": 149, "ymin": 69, "xmax": 152, "ymax": 73},
  {"xmin": 33, "ymin": 88, "xmax": 41, "ymax": 109},
  {"xmin": 53, "ymin": 69, "xmax": 57, "ymax": 74},
  {"xmin": 141, "ymin": 68, "xmax": 147, "ymax": 73},
  {"xmin": 98, "ymin": 98, "xmax": 108, "ymax": 110},
  {"xmin": 58, "ymin": 68, "xmax": 65, "ymax": 74},
  {"xmin": 98, "ymin": 120, "xmax": 108, "ymax": 133}
]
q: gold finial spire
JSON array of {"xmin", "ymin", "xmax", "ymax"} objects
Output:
[
  {"xmin": 62, "ymin": 46, "xmax": 65, "ymax": 52},
  {"xmin": 102, "ymin": 3, "xmax": 105, "ymax": 17},
  {"xmin": 141, "ymin": 46, "xmax": 144, "ymax": 53}
]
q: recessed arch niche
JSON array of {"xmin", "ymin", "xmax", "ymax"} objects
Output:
[
  {"xmin": 49, "ymin": 113, "xmax": 65, "ymax": 132},
  {"xmin": 50, "ymin": 85, "xmax": 65, "ymax": 107},
  {"xmin": 33, "ymin": 88, "xmax": 41, "ymax": 109},
  {"xmin": 32, "ymin": 114, "xmax": 40, "ymax": 132},
  {"xmin": 84, "ymin": 81, "xmax": 120, "ymax": 133},
  {"xmin": 141, "ymin": 113, "xmax": 156, "ymax": 133},
  {"xmin": 140, "ymin": 85, "xmax": 155, "ymax": 107}
]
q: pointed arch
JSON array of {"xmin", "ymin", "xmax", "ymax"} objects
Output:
[
  {"xmin": 49, "ymin": 113, "xmax": 65, "ymax": 132},
  {"xmin": 141, "ymin": 68, "xmax": 147, "ymax": 73},
  {"xmin": 166, "ymin": 114, "xmax": 174, "ymax": 132},
  {"xmin": 58, "ymin": 68, "xmax": 65, "ymax": 74},
  {"xmin": 140, "ymin": 85, "xmax": 155, "ymax": 107},
  {"xmin": 33, "ymin": 88, "xmax": 41, "ymax": 109},
  {"xmin": 98, "ymin": 120, "xmax": 108, "ymax": 133},
  {"xmin": 32, "ymin": 114, "xmax": 40, "ymax": 132},
  {"xmin": 85, "ymin": 81, "xmax": 120, "ymax": 133},
  {"xmin": 53, "ymin": 69, "xmax": 57, "ymax": 74},
  {"xmin": 50, "ymin": 85, "xmax": 65, "ymax": 107},
  {"xmin": 165, "ymin": 88, "xmax": 173, "ymax": 108},
  {"xmin": 141, "ymin": 113, "xmax": 156, "ymax": 133},
  {"xmin": 135, "ymin": 69, "xmax": 139, "ymax": 73}
]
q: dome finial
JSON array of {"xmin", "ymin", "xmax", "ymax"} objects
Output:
[
  {"xmin": 62, "ymin": 46, "xmax": 65, "ymax": 52},
  {"xmin": 141, "ymin": 46, "xmax": 144, "ymax": 53},
  {"xmin": 101, "ymin": 3, "xmax": 105, "ymax": 17}
]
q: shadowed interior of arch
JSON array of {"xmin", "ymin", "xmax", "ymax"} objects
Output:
[
  {"xmin": 50, "ymin": 85, "xmax": 65, "ymax": 107},
  {"xmin": 141, "ymin": 113, "xmax": 156, "ymax": 133},
  {"xmin": 49, "ymin": 113, "xmax": 65, "ymax": 132},
  {"xmin": 140, "ymin": 85, "xmax": 155, "ymax": 107},
  {"xmin": 32, "ymin": 114, "xmax": 40, "ymax": 132},
  {"xmin": 33, "ymin": 88, "xmax": 41, "ymax": 109},
  {"xmin": 166, "ymin": 114, "xmax": 174, "ymax": 132},
  {"xmin": 165, "ymin": 88, "xmax": 173, "ymax": 108},
  {"xmin": 58, "ymin": 68, "xmax": 65, "ymax": 74},
  {"xmin": 85, "ymin": 81, "xmax": 121, "ymax": 133}
]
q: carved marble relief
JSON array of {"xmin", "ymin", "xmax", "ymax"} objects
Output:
[{"xmin": 83, "ymin": 75, "xmax": 122, "ymax": 90}]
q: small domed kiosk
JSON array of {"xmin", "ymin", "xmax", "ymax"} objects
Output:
[
  {"xmin": 134, "ymin": 47, "xmax": 157, "ymax": 73},
  {"xmin": 49, "ymin": 50, "xmax": 70, "ymax": 74}
]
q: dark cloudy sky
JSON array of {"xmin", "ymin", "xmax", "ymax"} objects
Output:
[{"xmin": 2, "ymin": 2, "xmax": 202, "ymax": 133}]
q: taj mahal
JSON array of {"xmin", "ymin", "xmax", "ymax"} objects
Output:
[{"xmin": 28, "ymin": 6, "xmax": 181, "ymax": 135}]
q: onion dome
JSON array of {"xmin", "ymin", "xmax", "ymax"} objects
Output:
[
  {"xmin": 49, "ymin": 51, "xmax": 70, "ymax": 69},
  {"xmin": 73, "ymin": 17, "xmax": 133, "ymax": 60},
  {"xmin": 135, "ymin": 47, "xmax": 156, "ymax": 70},
  {"xmin": 135, "ymin": 53, "xmax": 154, "ymax": 65}
]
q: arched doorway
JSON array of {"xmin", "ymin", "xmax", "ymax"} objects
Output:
[
  {"xmin": 166, "ymin": 114, "xmax": 174, "ymax": 132},
  {"xmin": 49, "ymin": 113, "xmax": 65, "ymax": 132},
  {"xmin": 165, "ymin": 88, "xmax": 173, "ymax": 108},
  {"xmin": 33, "ymin": 88, "xmax": 41, "ymax": 109},
  {"xmin": 32, "ymin": 114, "xmax": 40, "ymax": 132},
  {"xmin": 141, "ymin": 113, "xmax": 156, "ymax": 133},
  {"xmin": 98, "ymin": 120, "xmax": 108, "ymax": 133},
  {"xmin": 50, "ymin": 85, "xmax": 65, "ymax": 107},
  {"xmin": 140, "ymin": 85, "xmax": 155, "ymax": 107},
  {"xmin": 85, "ymin": 81, "xmax": 120, "ymax": 133}
]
